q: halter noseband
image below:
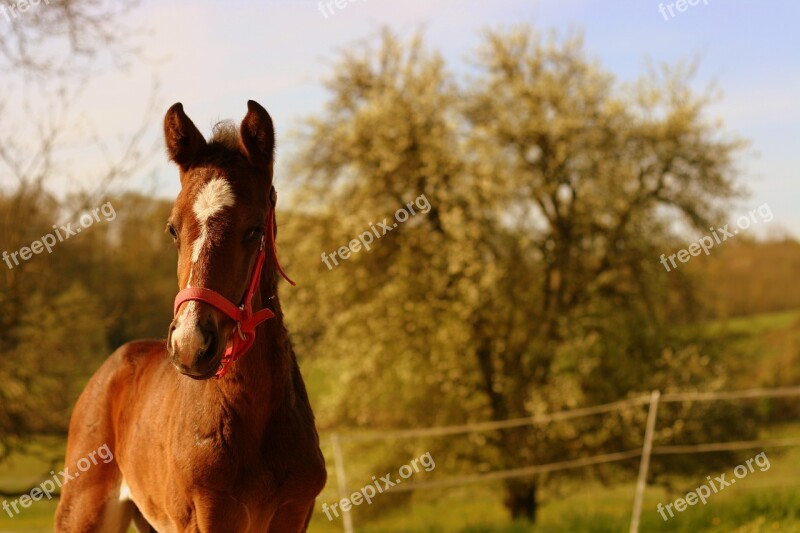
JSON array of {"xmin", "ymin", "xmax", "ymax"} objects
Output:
[{"xmin": 172, "ymin": 186, "xmax": 295, "ymax": 378}]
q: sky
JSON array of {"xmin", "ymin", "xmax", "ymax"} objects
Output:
[{"xmin": 18, "ymin": 0, "xmax": 800, "ymax": 236}]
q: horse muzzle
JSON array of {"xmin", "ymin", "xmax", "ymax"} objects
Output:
[{"xmin": 168, "ymin": 304, "xmax": 225, "ymax": 379}]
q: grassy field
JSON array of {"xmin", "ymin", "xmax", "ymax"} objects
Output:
[
  {"xmin": 2, "ymin": 309, "xmax": 800, "ymax": 532},
  {"xmin": 303, "ymin": 435, "xmax": 800, "ymax": 532},
  {"xmin": 7, "ymin": 446, "xmax": 799, "ymax": 532}
]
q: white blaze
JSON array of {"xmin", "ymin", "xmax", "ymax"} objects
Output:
[{"xmin": 190, "ymin": 177, "xmax": 235, "ymax": 263}]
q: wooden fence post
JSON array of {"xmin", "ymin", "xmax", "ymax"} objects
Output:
[
  {"xmin": 629, "ymin": 390, "xmax": 661, "ymax": 533},
  {"xmin": 330, "ymin": 433, "xmax": 354, "ymax": 533}
]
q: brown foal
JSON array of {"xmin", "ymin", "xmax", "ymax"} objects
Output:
[{"xmin": 54, "ymin": 101, "xmax": 327, "ymax": 532}]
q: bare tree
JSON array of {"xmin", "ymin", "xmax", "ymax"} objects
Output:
[{"xmin": 0, "ymin": 0, "xmax": 157, "ymax": 492}]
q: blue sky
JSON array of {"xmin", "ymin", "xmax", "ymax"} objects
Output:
[{"xmin": 49, "ymin": 0, "xmax": 800, "ymax": 236}]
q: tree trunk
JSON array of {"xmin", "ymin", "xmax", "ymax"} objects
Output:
[{"xmin": 504, "ymin": 478, "xmax": 538, "ymax": 522}]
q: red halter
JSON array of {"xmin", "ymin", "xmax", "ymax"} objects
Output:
[{"xmin": 173, "ymin": 187, "xmax": 295, "ymax": 378}]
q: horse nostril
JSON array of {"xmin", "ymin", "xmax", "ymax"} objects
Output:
[
  {"xmin": 167, "ymin": 322, "xmax": 178, "ymax": 356},
  {"xmin": 198, "ymin": 328, "xmax": 218, "ymax": 362}
]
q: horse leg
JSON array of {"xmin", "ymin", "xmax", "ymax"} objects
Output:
[
  {"xmin": 131, "ymin": 505, "xmax": 155, "ymax": 532},
  {"xmin": 55, "ymin": 356, "xmax": 132, "ymax": 532},
  {"xmin": 54, "ymin": 472, "xmax": 133, "ymax": 533}
]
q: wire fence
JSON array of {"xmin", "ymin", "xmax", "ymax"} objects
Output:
[{"xmin": 323, "ymin": 385, "xmax": 800, "ymax": 533}]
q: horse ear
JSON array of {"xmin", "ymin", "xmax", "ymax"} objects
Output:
[
  {"xmin": 164, "ymin": 103, "xmax": 206, "ymax": 170},
  {"xmin": 239, "ymin": 100, "xmax": 275, "ymax": 171}
]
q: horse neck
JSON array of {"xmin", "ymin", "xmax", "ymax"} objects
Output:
[{"xmin": 213, "ymin": 271, "xmax": 292, "ymax": 427}]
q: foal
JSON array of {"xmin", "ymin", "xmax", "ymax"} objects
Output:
[{"xmin": 55, "ymin": 101, "xmax": 327, "ymax": 532}]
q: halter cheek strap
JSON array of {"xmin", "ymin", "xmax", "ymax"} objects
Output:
[{"xmin": 172, "ymin": 187, "xmax": 295, "ymax": 378}]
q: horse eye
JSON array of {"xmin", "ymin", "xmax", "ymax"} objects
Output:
[
  {"xmin": 246, "ymin": 227, "xmax": 264, "ymax": 242},
  {"xmin": 166, "ymin": 223, "xmax": 178, "ymax": 241}
]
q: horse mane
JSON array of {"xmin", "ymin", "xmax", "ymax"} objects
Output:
[{"xmin": 209, "ymin": 120, "xmax": 240, "ymax": 150}]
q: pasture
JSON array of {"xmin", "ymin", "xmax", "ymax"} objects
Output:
[{"xmin": 3, "ymin": 310, "xmax": 799, "ymax": 532}]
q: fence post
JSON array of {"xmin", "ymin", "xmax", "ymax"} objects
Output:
[
  {"xmin": 629, "ymin": 390, "xmax": 661, "ymax": 533},
  {"xmin": 330, "ymin": 433, "xmax": 354, "ymax": 533}
]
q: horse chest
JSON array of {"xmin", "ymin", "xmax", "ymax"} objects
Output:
[{"xmin": 132, "ymin": 443, "xmax": 280, "ymax": 531}]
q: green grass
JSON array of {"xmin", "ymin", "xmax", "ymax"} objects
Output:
[
  {"xmin": 0, "ymin": 444, "xmax": 61, "ymax": 492},
  {"xmin": 705, "ymin": 309, "xmax": 800, "ymax": 338},
  {"xmin": 706, "ymin": 309, "xmax": 800, "ymax": 390},
  {"xmin": 304, "ymin": 445, "xmax": 800, "ymax": 532},
  {"xmin": 4, "ymin": 442, "xmax": 800, "ymax": 533},
  {"xmin": 0, "ymin": 438, "xmax": 64, "ymax": 533},
  {"xmin": 0, "ymin": 500, "xmax": 58, "ymax": 533}
]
